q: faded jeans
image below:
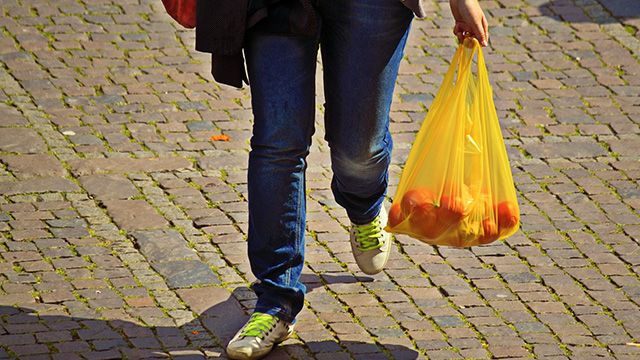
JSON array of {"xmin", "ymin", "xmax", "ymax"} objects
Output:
[{"xmin": 244, "ymin": 0, "xmax": 413, "ymax": 323}]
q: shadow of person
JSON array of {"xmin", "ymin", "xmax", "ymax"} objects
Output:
[
  {"xmin": 0, "ymin": 280, "xmax": 421, "ymax": 359},
  {"xmin": 537, "ymin": 1, "xmax": 640, "ymax": 23}
]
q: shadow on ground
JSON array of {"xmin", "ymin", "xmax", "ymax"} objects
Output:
[
  {"xmin": 539, "ymin": 0, "xmax": 640, "ymax": 31},
  {"xmin": 1, "ymin": 274, "xmax": 421, "ymax": 359}
]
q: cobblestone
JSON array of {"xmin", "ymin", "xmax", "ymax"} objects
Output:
[{"xmin": 0, "ymin": 0, "xmax": 639, "ymax": 359}]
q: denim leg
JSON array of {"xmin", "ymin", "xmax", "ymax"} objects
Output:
[
  {"xmin": 319, "ymin": 0, "xmax": 413, "ymax": 224},
  {"xmin": 244, "ymin": 31, "xmax": 319, "ymax": 323}
]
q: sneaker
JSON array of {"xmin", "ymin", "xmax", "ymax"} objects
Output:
[
  {"xmin": 350, "ymin": 205, "xmax": 391, "ymax": 275},
  {"xmin": 226, "ymin": 312, "xmax": 294, "ymax": 360}
]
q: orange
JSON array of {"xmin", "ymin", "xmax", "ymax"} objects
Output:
[
  {"xmin": 479, "ymin": 218, "xmax": 499, "ymax": 244},
  {"xmin": 411, "ymin": 202, "xmax": 442, "ymax": 239},
  {"xmin": 437, "ymin": 194, "xmax": 465, "ymax": 226},
  {"xmin": 401, "ymin": 188, "xmax": 435, "ymax": 214},
  {"xmin": 388, "ymin": 203, "xmax": 404, "ymax": 228},
  {"xmin": 497, "ymin": 201, "xmax": 519, "ymax": 231},
  {"xmin": 401, "ymin": 188, "xmax": 443, "ymax": 239}
]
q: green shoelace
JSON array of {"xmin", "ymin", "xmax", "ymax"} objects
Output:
[
  {"xmin": 353, "ymin": 216, "xmax": 384, "ymax": 251},
  {"xmin": 240, "ymin": 313, "xmax": 277, "ymax": 339}
]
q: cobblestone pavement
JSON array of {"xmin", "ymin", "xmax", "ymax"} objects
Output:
[{"xmin": 1, "ymin": 0, "xmax": 640, "ymax": 359}]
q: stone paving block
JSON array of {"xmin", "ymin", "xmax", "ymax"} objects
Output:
[
  {"xmin": 151, "ymin": 260, "xmax": 220, "ymax": 289},
  {"xmin": 608, "ymin": 139, "xmax": 640, "ymax": 157},
  {"xmin": 102, "ymin": 199, "xmax": 168, "ymax": 231},
  {"xmin": 522, "ymin": 141, "xmax": 608, "ymax": 158},
  {"xmin": 0, "ymin": 293, "xmax": 35, "ymax": 305},
  {"xmin": 50, "ymin": 257, "xmax": 91, "ymax": 269},
  {"xmin": 79, "ymin": 173, "xmax": 140, "ymax": 200},
  {"xmin": 67, "ymin": 157, "xmax": 193, "ymax": 176},
  {"xmin": 0, "ymin": 177, "xmax": 80, "ymax": 195},
  {"xmin": 50, "ymin": 227, "xmax": 90, "ymax": 238},
  {"xmin": 0, "ymin": 127, "xmax": 47, "ymax": 153},
  {"xmin": 130, "ymin": 229, "xmax": 198, "ymax": 263},
  {"xmin": 40, "ymin": 290, "xmax": 77, "ymax": 303},
  {"xmin": 0, "ymin": 154, "xmax": 67, "ymax": 179},
  {"xmin": 197, "ymin": 154, "xmax": 250, "ymax": 171},
  {"xmin": 176, "ymin": 286, "xmax": 245, "ymax": 318}
]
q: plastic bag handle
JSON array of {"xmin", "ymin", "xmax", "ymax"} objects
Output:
[
  {"xmin": 400, "ymin": 38, "xmax": 481, "ymax": 190},
  {"xmin": 442, "ymin": 38, "xmax": 480, "ymax": 91},
  {"xmin": 473, "ymin": 38, "xmax": 491, "ymax": 93}
]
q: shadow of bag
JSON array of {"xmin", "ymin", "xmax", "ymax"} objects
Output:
[{"xmin": 162, "ymin": 0, "xmax": 196, "ymax": 28}]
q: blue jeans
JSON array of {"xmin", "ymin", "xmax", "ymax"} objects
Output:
[{"xmin": 244, "ymin": 0, "xmax": 413, "ymax": 323}]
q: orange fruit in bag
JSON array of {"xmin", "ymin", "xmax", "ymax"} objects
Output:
[
  {"xmin": 388, "ymin": 203, "xmax": 405, "ymax": 228},
  {"xmin": 479, "ymin": 218, "xmax": 499, "ymax": 244},
  {"xmin": 401, "ymin": 188, "xmax": 435, "ymax": 213},
  {"xmin": 437, "ymin": 194, "xmax": 465, "ymax": 226},
  {"xmin": 401, "ymin": 188, "xmax": 443, "ymax": 239},
  {"xmin": 497, "ymin": 200, "xmax": 519, "ymax": 232}
]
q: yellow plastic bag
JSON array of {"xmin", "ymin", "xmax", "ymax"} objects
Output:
[{"xmin": 385, "ymin": 38, "xmax": 519, "ymax": 247}]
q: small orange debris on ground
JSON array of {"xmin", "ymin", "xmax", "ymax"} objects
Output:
[{"xmin": 210, "ymin": 134, "xmax": 231, "ymax": 141}]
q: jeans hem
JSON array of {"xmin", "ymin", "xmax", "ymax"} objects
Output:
[{"xmin": 254, "ymin": 305, "xmax": 297, "ymax": 324}]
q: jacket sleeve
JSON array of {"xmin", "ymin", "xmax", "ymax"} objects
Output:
[{"xmin": 195, "ymin": 0, "xmax": 250, "ymax": 88}]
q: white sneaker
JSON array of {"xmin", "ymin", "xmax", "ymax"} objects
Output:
[
  {"xmin": 226, "ymin": 313, "xmax": 294, "ymax": 360},
  {"xmin": 350, "ymin": 205, "xmax": 391, "ymax": 275}
]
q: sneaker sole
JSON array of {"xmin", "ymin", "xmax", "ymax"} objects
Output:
[{"xmin": 227, "ymin": 347, "xmax": 271, "ymax": 360}]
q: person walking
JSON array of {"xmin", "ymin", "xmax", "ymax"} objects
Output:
[{"xmin": 196, "ymin": 0, "xmax": 488, "ymax": 359}]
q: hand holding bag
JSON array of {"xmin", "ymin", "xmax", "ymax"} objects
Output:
[
  {"xmin": 162, "ymin": 0, "xmax": 196, "ymax": 28},
  {"xmin": 386, "ymin": 37, "xmax": 519, "ymax": 247}
]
